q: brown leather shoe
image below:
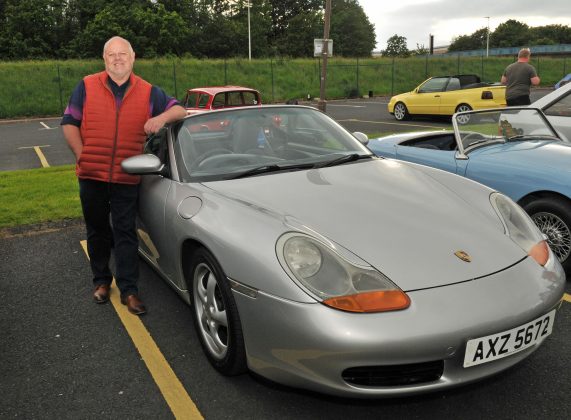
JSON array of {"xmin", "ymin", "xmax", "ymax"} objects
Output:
[
  {"xmin": 93, "ymin": 284, "xmax": 110, "ymax": 304},
  {"xmin": 121, "ymin": 294, "xmax": 147, "ymax": 315}
]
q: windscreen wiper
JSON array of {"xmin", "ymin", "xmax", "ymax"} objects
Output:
[
  {"xmin": 312, "ymin": 153, "xmax": 373, "ymax": 169},
  {"xmin": 466, "ymin": 137, "xmax": 505, "ymax": 147},
  {"xmin": 507, "ymin": 134, "xmax": 560, "ymax": 142},
  {"xmin": 229, "ymin": 163, "xmax": 314, "ymax": 179}
]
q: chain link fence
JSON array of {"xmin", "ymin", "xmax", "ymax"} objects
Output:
[{"xmin": 0, "ymin": 55, "xmax": 568, "ymax": 119}]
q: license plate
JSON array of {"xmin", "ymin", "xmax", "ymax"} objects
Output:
[{"xmin": 463, "ymin": 310, "xmax": 556, "ymax": 368}]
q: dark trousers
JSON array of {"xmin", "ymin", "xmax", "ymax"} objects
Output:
[
  {"xmin": 506, "ymin": 95, "xmax": 531, "ymax": 106},
  {"xmin": 79, "ymin": 179, "xmax": 139, "ymax": 298}
]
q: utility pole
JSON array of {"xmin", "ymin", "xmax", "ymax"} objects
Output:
[
  {"xmin": 247, "ymin": 2, "xmax": 252, "ymax": 61},
  {"xmin": 318, "ymin": 0, "xmax": 332, "ymax": 113},
  {"xmin": 484, "ymin": 16, "xmax": 490, "ymax": 57}
]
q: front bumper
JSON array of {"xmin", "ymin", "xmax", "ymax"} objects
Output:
[{"xmin": 232, "ymin": 255, "xmax": 565, "ymax": 397}]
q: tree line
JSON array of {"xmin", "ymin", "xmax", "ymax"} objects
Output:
[
  {"xmin": 0, "ymin": 0, "xmax": 376, "ymax": 60},
  {"xmin": 382, "ymin": 20, "xmax": 571, "ymax": 57}
]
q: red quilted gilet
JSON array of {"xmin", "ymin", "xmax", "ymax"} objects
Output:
[{"xmin": 78, "ymin": 71, "xmax": 151, "ymax": 184}]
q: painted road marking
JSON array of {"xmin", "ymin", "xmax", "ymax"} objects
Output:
[
  {"xmin": 18, "ymin": 145, "xmax": 51, "ymax": 168},
  {"xmin": 337, "ymin": 118, "xmax": 448, "ymax": 130},
  {"xmin": 80, "ymin": 241, "xmax": 203, "ymax": 420},
  {"xmin": 346, "ymin": 101, "xmax": 388, "ymax": 105},
  {"xmin": 328, "ymin": 105, "xmax": 366, "ymax": 108},
  {"xmin": 39, "ymin": 121, "xmax": 57, "ymax": 130}
]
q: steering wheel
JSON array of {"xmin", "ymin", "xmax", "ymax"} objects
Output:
[
  {"xmin": 189, "ymin": 148, "xmax": 233, "ymax": 170},
  {"xmin": 195, "ymin": 153, "xmax": 259, "ymax": 170}
]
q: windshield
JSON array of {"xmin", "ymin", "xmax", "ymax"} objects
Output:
[
  {"xmin": 174, "ymin": 106, "xmax": 373, "ymax": 182},
  {"xmin": 452, "ymin": 108, "xmax": 561, "ymax": 153}
]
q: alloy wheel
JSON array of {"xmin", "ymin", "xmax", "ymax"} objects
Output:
[{"xmin": 193, "ymin": 262, "xmax": 229, "ymax": 359}]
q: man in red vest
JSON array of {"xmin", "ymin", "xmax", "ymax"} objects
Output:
[{"xmin": 61, "ymin": 36, "xmax": 186, "ymax": 315}]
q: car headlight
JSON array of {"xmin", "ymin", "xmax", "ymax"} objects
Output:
[
  {"xmin": 277, "ymin": 233, "xmax": 410, "ymax": 313},
  {"xmin": 490, "ymin": 192, "xmax": 549, "ymax": 266}
]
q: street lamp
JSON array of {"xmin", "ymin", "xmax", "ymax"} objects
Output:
[
  {"xmin": 484, "ymin": 16, "xmax": 490, "ymax": 57},
  {"xmin": 247, "ymin": 1, "xmax": 252, "ymax": 61}
]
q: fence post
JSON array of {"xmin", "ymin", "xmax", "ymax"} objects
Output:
[
  {"xmin": 270, "ymin": 59, "xmax": 275, "ymax": 103},
  {"xmin": 356, "ymin": 57, "xmax": 360, "ymax": 97},
  {"xmin": 425, "ymin": 55, "xmax": 428, "ymax": 78},
  {"xmin": 391, "ymin": 57, "xmax": 395, "ymax": 96},
  {"xmin": 536, "ymin": 55, "xmax": 540, "ymax": 76},
  {"xmin": 57, "ymin": 63, "xmax": 63, "ymax": 113},
  {"xmin": 224, "ymin": 59, "xmax": 228, "ymax": 85},
  {"xmin": 564, "ymin": 57, "xmax": 567, "ymax": 76},
  {"xmin": 481, "ymin": 53, "xmax": 484, "ymax": 80},
  {"xmin": 457, "ymin": 54, "xmax": 460, "ymax": 74},
  {"xmin": 172, "ymin": 61, "xmax": 178, "ymax": 99}
]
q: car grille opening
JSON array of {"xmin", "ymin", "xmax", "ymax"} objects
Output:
[{"xmin": 342, "ymin": 360, "xmax": 444, "ymax": 387}]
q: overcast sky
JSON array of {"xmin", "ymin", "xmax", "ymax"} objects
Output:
[{"xmin": 357, "ymin": 0, "xmax": 571, "ymax": 51}]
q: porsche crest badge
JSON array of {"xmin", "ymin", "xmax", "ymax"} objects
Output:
[{"xmin": 454, "ymin": 250, "xmax": 471, "ymax": 262}]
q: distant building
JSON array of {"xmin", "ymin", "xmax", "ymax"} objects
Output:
[{"xmin": 432, "ymin": 45, "xmax": 449, "ymax": 55}]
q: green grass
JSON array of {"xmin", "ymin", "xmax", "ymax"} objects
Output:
[
  {"xmin": 1, "ymin": 55, "xmax": 568, "ymax": 119},
  {"xmin": 0, "ymin": 165, "xmax": 82, "ymax": 228}
]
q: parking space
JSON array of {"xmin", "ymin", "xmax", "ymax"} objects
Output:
[
  {"xmin": 0, "ymin": 117, "xmax": 74, "ymax": 170},
  {"xmin": 1, "ymin": 88, "xmax": 569, "ymax": 419},
  {"xmin": 0, "ymin": 89, "xmax": 553, "ymax": 172},
  {"xmin": 0, "ymin": 224, "xmax": 569, "ymax": 419},
  {"xmin": 0, "ymin": 101, "xmax": 451, "ymax": 171}
]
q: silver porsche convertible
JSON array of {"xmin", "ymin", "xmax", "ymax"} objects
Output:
[{"xmin": 122, "ymin": 105, "xmax": 565, "ymax": 398}]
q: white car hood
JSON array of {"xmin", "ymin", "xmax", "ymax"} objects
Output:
[{"xmin": 205, "ymin": 159, "xmax": 526, "ymax": 290}]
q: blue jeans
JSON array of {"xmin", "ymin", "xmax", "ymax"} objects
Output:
[{"xmin": 79, "ymin": 179, "xmax": 139, "ymax": 298}]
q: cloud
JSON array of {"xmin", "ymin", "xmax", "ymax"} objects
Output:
[{"xmin": 358, "ymin": 0, "xmax": 571, "ymax": 50}]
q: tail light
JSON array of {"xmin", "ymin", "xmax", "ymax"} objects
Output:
[{"xmin": 481, "ymin": 91, "xmax": 493, "ymax": 100}]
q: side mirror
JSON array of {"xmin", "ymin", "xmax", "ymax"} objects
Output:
[
  {"xmin": 121, "ymin": 154, "xmax": 166, "ymax": 175},
  {"xmin": 352, "ymin": 131, "xmax": 369, "ymax": 145}
]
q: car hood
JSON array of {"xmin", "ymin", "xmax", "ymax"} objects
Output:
[
  {"xmin": 390, "ymin": 91, "xmax": 412, "ymax": 102},
  {"xmin": 204, "ymin": 159, "xmax": 525, "ymax": 291}
]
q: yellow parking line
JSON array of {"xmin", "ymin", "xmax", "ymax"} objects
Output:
[
  {"xmin": 34, "ymin": 146, "xmax": 50, "ymax": 167},
  {"xmin": 563, "ymin": 293, "xmax": 571, "ymax": 303},
  {"xmin": 80, "ymin": 241, "xmax": 203, "ymax": 419}
]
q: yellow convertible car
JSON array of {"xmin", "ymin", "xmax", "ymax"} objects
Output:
[{"xmin": 388, "ymin": 75, "xmax": 506, "ymax": 122}]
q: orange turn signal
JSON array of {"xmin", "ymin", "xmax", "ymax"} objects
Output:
[
  {"xmin": 323, "ymin": 290, "xmax": 411, "ymax": 313},
  {"xmin": 529, "ymin": 240, "xmax": 549, "ymax": 266}
]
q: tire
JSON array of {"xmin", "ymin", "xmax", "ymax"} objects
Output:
[
  {"xmin": 523, "ymin": 197, "xmax": 571, "ymax": 275},
  {"xmin": 454, "ymin": 104, "xmax": 472, "ymax": 125},
  {"xmin": 189, "ymin": 248, "xmax": 247, "ymax": 375},
  {"xmin": 393, "ymin": 102, "xmax": 410, "ymax": 121}
]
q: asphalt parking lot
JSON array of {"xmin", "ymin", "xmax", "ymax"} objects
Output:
[
  {"xmin": 1, "ymin": 222, "xmax": 570, "ymax": 419},
  {"xmin": 0, "ymin": 97, "xmax": 451, "ymax": 171},
  {"xmin": 2, "ymin": 89, "xmax": 569, "ymax": 419},
  {"xmin": 0, "ymin": 87, "xmax": 552, "ymax": 172}
]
